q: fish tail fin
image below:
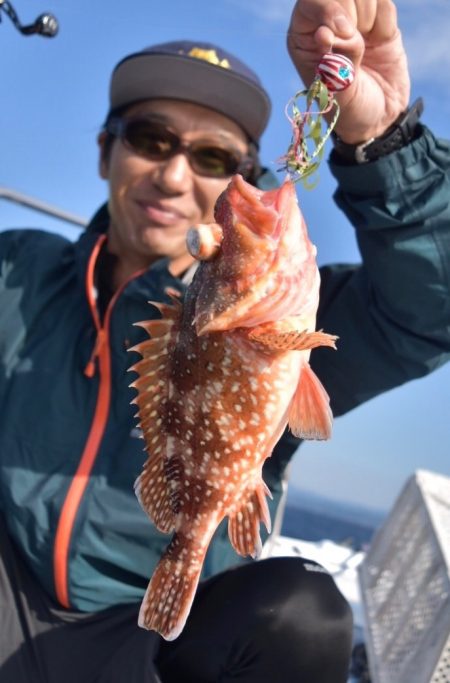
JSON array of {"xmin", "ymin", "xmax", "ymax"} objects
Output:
[
  {"xmin": 138, "ymin": 533, "xmax": 205, "ymax": 641},
  {"xmin": 288, "ymin": 361, "xmax": 333, "ymax": 440}
]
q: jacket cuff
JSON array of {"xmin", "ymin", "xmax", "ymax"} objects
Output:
[
  {"xmin": 329, "ymin": 124, "xmax": 435, "ymax": 195},
  {"xmin": 328, "ymin": 125, "xmax": 450, "ymax": 230}
]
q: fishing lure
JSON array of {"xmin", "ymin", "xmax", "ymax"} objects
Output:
[{"xmin": 279, "ymin": 52, "xmax": 354, "ymax": 187}]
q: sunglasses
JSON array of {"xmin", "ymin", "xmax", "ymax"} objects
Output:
[{"xmin": 106, "ymin": 117, "xmax": 253, "ymax": 179}]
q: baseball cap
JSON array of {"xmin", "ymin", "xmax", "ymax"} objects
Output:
[{"xmin": 109, "ymin": 40, "xmax": 271, "ymax": 144}]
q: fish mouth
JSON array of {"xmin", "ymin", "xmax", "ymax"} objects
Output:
[
  {"xmin": 220, "ymin": 174, "xmax": 295, "ymax": 238},
  {"xmin": 194, "ymin": 176, "xmax": 300, "ymax": 336}
]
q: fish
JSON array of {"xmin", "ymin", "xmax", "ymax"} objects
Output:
[{"xmin": 128, "ymin": 174, "xmax": 337, "ymax": 641}]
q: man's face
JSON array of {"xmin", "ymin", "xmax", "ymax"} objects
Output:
[{"xmin": 99, "ymin": 99, "xmax": 249, "ymax": 273}]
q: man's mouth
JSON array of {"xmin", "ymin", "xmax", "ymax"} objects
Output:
[{"xmin": 136, "ymin": 200, "xmax": 187, "ymax": 226}]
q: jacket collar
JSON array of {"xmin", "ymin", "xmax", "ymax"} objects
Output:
[
  {"xmin": 75, "ymin": 203, "xmax": 188, "ymax": 303},
  {"xmin": 85, "ymin": 202, "xmax": 110, "ymax": 234}
]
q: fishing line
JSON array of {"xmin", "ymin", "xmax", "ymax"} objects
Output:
[{"xmin": 278, "ymin": 52, "xmax": 355, "ymax": 188}]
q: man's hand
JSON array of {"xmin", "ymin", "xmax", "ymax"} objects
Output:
[{"xmin": 287, "ymin": 0, "xmax": 410, "ymax": 143}]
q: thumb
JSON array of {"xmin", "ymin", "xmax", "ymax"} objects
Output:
[{"xmin": 287, "ymin": 1, "xmax": 364, "ymax": 77}]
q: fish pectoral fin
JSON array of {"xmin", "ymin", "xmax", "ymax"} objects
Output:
[
  {"xmin": 288, "ymin": 362, "xmax": 333, "ymax": 440},
  {"xmin": 228, "ymin": 482, "xmax": 272, "ymax": 559},
  {"xmin": 248, "ymin": 320, "xmax": 338, "ymax": 352}
]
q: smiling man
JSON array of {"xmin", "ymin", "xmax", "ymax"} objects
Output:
[
  {"xmin": 100, "ymin": 99, "xmax": 251, "ymax": 286},
  {"xmin": 1, "ymin": 2, "xmax": 449, "ymax": 681}
]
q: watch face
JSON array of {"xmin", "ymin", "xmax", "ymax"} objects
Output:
[{"xmin": 355, "ymin": 143, "xmax": 373, "ymax": 164}]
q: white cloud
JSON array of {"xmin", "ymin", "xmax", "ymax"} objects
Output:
[
  {"xmin": 226, "ymin": 0, "xmax": 296, "ymax": 23},
  {"xmin": 398, "ymin": 6, "xmax": 450, "ymax": 85},
  {"xmin": 227, "ymin": 0, "xmax": 449, "ymax": 30},
  {"xmin": 227, "ymin": 0, "xmax": 450, "ymax": 88},
  {"xmin": 396, "ymin": 0, "xmax": 447, "ymax": 7},
  {"xmin": 405, "ymin": 30, "xmax": 450, "ymax": 83}
]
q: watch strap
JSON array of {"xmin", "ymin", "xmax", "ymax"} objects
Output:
[{"xmin": 332, "ymin": 98, "xmax": 424, "ymax": 164}]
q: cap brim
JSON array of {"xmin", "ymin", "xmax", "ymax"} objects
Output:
[{"xmin": 110, "ymin": 53, "xmax": 271, "ymax": 143}]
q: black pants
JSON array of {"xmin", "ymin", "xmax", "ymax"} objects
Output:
[{"xmin": 0, "ymin": 519, "xmax": 353, "ymax": 682}]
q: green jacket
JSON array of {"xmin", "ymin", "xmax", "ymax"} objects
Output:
[{"xmin": 0, "ymin": 126, "xmax": 449, "ymax": 611}]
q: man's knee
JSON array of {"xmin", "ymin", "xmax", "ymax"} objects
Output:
[{"xmin": 234, "ymin": 557, "xmax": 353, "ymax": 641}]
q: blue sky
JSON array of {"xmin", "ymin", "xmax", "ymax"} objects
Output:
[{"xmin": 1, "ymin": 0, "xmax": 449, "ymax": 513}]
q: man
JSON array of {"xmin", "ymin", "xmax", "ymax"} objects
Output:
[{"xmin": 1, "ymin": 1, "xmax": 449, "ymax": 681}]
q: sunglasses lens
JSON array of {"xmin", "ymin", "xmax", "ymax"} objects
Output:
[
  {"xmin": 113, "ymin": 118, "xmax": 249, "ymax": 179},
  {"xmin": 124, "ymin": 120, "xmax": 177, "ymax": 160},
  {"xmin": 190, "ymin": 146, "xmax": 240, "ymax": 178}
]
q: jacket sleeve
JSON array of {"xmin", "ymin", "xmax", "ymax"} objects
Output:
[
  {"xmin": 266, "ymin": 125, "xmax": 450, "ymax": 491},
  {"xmin": 310, "ymin": 124, "xmax": 450, "ymax": 417}
]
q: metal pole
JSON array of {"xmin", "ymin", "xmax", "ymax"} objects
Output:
[{"xmin": 0, "ymin": 187, "xmax": 87, "ymax": 228}]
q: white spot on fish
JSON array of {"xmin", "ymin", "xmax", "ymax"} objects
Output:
[{"xmin": 264, "ymin": 404, "xmax": 275, "ymax": 418}]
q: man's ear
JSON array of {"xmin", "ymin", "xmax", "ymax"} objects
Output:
[{"xmin": 98, "ymin": 131, "xmax": 109, "ymax": 179}]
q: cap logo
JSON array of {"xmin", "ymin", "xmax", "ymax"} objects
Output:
[{"xmin": 186, "ymin": 47, "xmax": 230, "ymax": 69}]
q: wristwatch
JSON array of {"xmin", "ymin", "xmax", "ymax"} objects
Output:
[{"xmin": 332, "ymin": 98, "xmax": 424, "ymax": 164}]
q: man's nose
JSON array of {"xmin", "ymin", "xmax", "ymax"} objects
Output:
[{"xmin": 154, "ymin": 152, "xmax": 194, "ymax": 195}]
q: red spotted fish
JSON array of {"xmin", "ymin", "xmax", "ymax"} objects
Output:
[{"xmin": 129, "ymin": 174, "xmax": 337, "ymax": 640}]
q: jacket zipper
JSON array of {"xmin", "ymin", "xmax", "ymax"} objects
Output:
[{"xmin": 53, "ymin": 235, "xmax": 143, "ymax": 608}]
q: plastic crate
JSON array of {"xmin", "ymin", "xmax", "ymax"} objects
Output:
[{"xmin": 358, "ymin": 470, "xmax": 450, "ymax": 683}]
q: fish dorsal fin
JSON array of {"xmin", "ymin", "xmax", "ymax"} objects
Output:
[
  {"xmin": 128, "ymin": 303, "xmax": 182, "ymax": 532},
  {"xmin": 228, "ymin": 481, "xmax": 272, "ymax": 558},
  {"xmin": 288, "ymin": 362, "xmax": 333, "ymax": 440}
]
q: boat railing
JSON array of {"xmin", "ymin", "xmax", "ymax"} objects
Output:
[{"xmin": 0, "ymin": 186, "xmax": 86, "ymax": 228}]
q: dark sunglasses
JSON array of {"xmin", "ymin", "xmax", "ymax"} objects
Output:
[{"xmin": 106, "ymin": 117, "xmax": 253, "ymax": 179}]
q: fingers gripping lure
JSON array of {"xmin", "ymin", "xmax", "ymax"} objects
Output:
[{"xmin": 279, "ymin": 53, "xmax": 354, "ymax": 187}]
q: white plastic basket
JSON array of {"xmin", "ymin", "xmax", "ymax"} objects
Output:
[{"xmin": 358, "ymin": 470, "xmax": 450, "ymax": 683}]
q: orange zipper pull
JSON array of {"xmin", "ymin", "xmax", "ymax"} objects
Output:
[{"xmin": 84, "ymin": 328, "xmax": 106, "ymax": 377}]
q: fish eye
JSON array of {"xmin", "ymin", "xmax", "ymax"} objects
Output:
[{"xmin": 187, "ymin": 224, "xmax": 223, "ymax": 261}]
